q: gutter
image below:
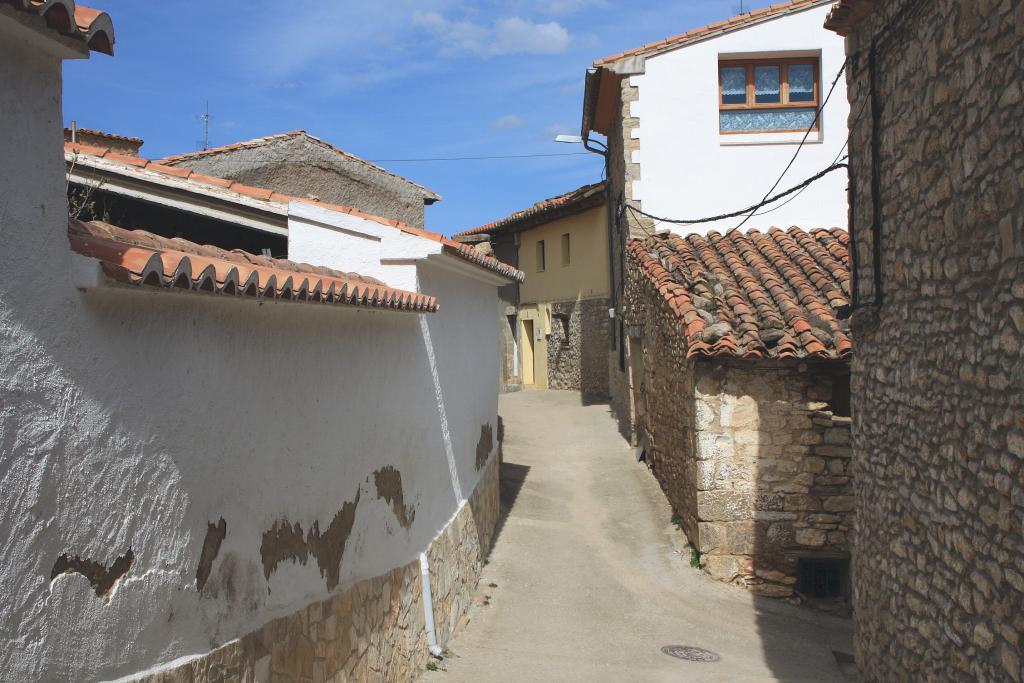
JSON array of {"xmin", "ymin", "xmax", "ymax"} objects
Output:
[
  {"xmin": 419, "ymin": 553, "xmax": 444, "ymax": 658},
  {"xmin": 580, "ymin": 68, "xmax": 617, "ymax": 350}
]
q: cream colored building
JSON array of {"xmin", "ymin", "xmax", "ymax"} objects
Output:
[{"xmin": 456, "ymin": 183, "xmax": 612, "ymax": 402}]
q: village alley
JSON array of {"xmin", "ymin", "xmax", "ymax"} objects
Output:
[{"xmin": 422, "ymin": 390, "xmax": 856, "ymax": 682}]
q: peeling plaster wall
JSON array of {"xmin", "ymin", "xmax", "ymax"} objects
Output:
[{"xmin": 0, "ymin": 37, "xmax": 500, "ymax": 682}]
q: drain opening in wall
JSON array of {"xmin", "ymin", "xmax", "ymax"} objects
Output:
[
  {"xmin": 660, "ymin": 645, "xmax": 720, "ymax": 662},
  {"xmin": 796, "ymin": 557, "xmax": 849, "ymax": 598}
]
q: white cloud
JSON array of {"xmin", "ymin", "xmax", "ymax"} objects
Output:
[
  {"xmin": 492, "ymin": 114, "xmax": 525, "ymax": 130},
  {"xmin": 413, "ymin": 11, "xmax": 572, "ymax": 56}
]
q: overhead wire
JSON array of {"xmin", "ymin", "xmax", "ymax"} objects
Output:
[{"xmin": 731, "ymin": 57, "xmax": 848, "ymax": 230}]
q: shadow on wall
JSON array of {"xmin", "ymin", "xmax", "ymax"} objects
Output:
[{"xmin": 743, "ymin": 364, "xmax": 856, "ymax": 681}]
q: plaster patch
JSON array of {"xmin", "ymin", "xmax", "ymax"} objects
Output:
[
  {"xmin": 259, "ymin": 490, "xmax": 361, "ymax": 590},
  {"xmin": 195, "ymin": 518, "xmax": 227, "ymax": 592},
  {"xmin": 50, "ymin": 548, "xmax": 134, "ymax": 602},
  {"xmin": 475, "ymin": 423, "xmax": 494, "ymax": 471},
  {"xmin": 373, "ymin": 466, "xmax": 416, "ymax": 530}
]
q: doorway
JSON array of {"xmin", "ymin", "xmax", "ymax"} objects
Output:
[{"xmin": 521, "ymin": 320, "xmax": 536, "ymax": 385}]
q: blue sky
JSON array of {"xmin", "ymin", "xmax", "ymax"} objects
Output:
[{"xmin": 64, "ymin": 0, "xmax": 776, "ymax": 235}]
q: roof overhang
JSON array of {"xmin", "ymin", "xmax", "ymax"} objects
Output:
[
  {"xmin": 824, "ymin": 0, "xmax": 876, "ymax": 36},
  {"xmin": 0, "ymin": 4, "xmax": 88, "ymax": 58},
  {"xmin": 66, "ymin": 153, "xmax": 288, "ymax": 236}
]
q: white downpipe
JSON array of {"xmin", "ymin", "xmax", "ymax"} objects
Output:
[{"xmin": 420, "ymin": 552, "xmax": 444, "ymax": 657}]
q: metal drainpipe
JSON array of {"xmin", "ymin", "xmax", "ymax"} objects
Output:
[{"xmin": 582, "ymin": 136, "xmax": 614, "ymax": 349}]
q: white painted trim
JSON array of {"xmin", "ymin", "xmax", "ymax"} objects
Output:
[{"xmin": 424, "ymin": 252, "xmax": 512, "ymax": 287}]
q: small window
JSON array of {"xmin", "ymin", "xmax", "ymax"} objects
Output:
[
  {"xmin": 536, "ymin": 240, "xmax": 545, "ymax": 272},
  {"xmin": 561, "ymin": 233, "xmax": 571, "ymax": 266},
  {"xmin": 719, "ymin": 58, "xmax": 820, "ymax": 134}
]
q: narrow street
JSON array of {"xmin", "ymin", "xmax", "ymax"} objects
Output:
[{"xmin": 423, "ymin": 390, "xmax": 855, "ymax": 683}]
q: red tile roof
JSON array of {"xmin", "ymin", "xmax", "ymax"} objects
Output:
[
  {"xmin": 2, "ymin": 0, "xmax": 114, "ymax": 54},
  {"xmin": 69, "ymin": 218, "xmax": 439, "ymax": 312},
  {"xmin": 65, "ymin": 142, "xmax": 524, "ymax": 283},
  {"xmin": 455, "ymin": 182, "xmax": 606, "ymax": 238},
  {"xmin": 594, "ymin": 0, "xmax": 834, "ymax": 66},
  {"xmin": 630, "ymin": 227, "xmax": 851, "ymax": 360},
  {"xmin": 157, "ymin": 131, "xmax": 441, "ymax": 202}
]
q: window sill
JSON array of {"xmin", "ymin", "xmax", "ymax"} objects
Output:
[{"xmin": 720, "ymin": 130, "xmax": 823, "ymax": 146}]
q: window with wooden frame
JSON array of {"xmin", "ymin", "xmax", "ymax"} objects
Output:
[
  {"xmin": 536, "ymin": 240, "xmax": 546, "ymax": 272},
  {"xmin": 561, "ymin": 233, "xmax": 571, "ymax": 266},
  {"xmin": 719, "ymin": 58, "xmax": 820, "ymax": 134}
]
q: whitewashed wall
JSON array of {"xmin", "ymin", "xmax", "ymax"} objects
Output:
[
  {"xmin": 630, "ymin": 2, "xmax": 848, "ymax": 234},
  {"xmin": 0, "ymin": 31, "xmax": 500, "ymax": 683}
]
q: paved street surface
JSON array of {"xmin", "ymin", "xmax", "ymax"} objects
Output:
[{"xmin": 422, "ymin": 390, "xmax": 855, "ymax": 683}]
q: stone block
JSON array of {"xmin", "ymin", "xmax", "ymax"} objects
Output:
[
  {"xmin": 823, "ymin": 496, "xmax": 856, "ymax": 513},
  {"xmin": 795, "ymin": 528, "xmax": 827, "ymax": 547},
  {"xmin": 698, "ymin": 491, "xmax": 753, "ymax": 521},
  {"xmin": 703, "ymin": 554, "xmax": 746, "ymax": 582},
  {"xmin": 725, "ymin": 522, "xmax": 758, "ymax": 555},
  {"xmin": 698, "ymin": 522, "xmax": 724, "ymax": 554}
]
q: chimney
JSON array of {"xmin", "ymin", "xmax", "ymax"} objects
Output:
[{"xmin": 64, "ymin": 127, "xmax": 144, "ymax": 156}]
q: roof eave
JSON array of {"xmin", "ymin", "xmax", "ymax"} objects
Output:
[{"xmin": 824, "ymin": 0, "xmax": 875, "ymax": 36}]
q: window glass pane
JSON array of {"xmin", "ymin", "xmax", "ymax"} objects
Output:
[
  {"xmin": 720, "ymin": 66, "xmax": 747, "ymax": 104},
  {"xmin": 536, "ymin": 240, "xmax": 545, "ymax": 271},
  {"xmin": 755, "ymin": 65, "xmax": 781, "ymax": 103},
  {"xmin": 561, "ymin": 233, "xmax": 570, "ymax": 266},
  {"xmin": 789, "ymin": 63, "xmax": 815, "ymax": 102},
  {"xmin": 720, "ymin": 108, "xmax": 818, "ymax": 132}
]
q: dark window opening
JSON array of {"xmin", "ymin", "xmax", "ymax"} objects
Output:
[
  {"xmin": 796, "ymin": 558, "xmax": 849, "ymax": 599},
  {"xmin": 830, "ymin": 373, "xmax": 851, "ymax": 417}
]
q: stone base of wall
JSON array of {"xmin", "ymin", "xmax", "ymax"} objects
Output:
[
  {"xmin": 546, "ymin": 297, "xmax": 611, "ymax": 403},
  {"xmin": 132, "ymin": 454, "xmax": 501, "ymax": 683}
]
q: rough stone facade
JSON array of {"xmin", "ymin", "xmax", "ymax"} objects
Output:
[
  {"xmin": 605, "ymin": 72, "xmax": 656, "ymax": 440},
  {"xmin": 834, "ymin": 0, "xmax": 1024, "ymax": 679},
  {"xmin": 131, "ymin": 453, "xmax": 501, "ymax": 683},
  {"xmin": 165, "ymin": 134, "xmax": 437, "ymax": 228},
  {"xmin": 625, "ymin": 249, "xmax": 852, "ymax": 596},
  {"xmin": 547, "ymin": 297, "xmax": 611, "ymax": 403}
]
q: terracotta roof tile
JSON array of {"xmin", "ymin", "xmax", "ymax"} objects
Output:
[
  {"xmin": 2, "ymin": 0, "xmax": 115, "ymax": 54},
  {"xmin": 68, "ymin": 218, "xmax": 439, "ymax": 313},
  {"xmin": 455, "ymin": 182, "xmax": 605, "ymax": 238},
  {"xmin": 629, "ymin": 227, "xmax": 851, "ymax": 360},
  {"xmin": 157, "ymin": 131, "xmax": 442, "ymax": 201},
  {"xmin": 823, "ymin": 0, "xmax": 874, "ymax": 36},
  {"xmin": 65, "ymin": 143, "xmax": 524, "ymax": 283},
  {"xmin": 594, "ymin": 0, "xmax": 834, "ymax": 66}
]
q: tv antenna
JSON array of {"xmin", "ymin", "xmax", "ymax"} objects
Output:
[{"xmin": 196, "ymin": 100, "xmax": 212, "ymax": 150}]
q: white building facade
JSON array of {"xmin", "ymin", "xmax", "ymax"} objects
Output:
[
  {"xmin": 1, "ymin": 4, "xmax": 519, "ymax": 680},
  {"xmin": 585, "ymin": 0, "xmax": 849, "ymax": 236}
]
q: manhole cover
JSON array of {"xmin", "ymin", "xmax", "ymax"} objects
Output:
[{"xmin": 660, "ymin": 645, "xmax": 721, "ymax": 662}]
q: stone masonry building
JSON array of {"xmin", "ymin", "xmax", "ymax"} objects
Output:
[
  {"xmin": 626, "ymin": 227, "xmax": 853, "ymax": 597},
  {"xmin": 160, "ymin": 131, "xmax": 441, "ymax": 228},
  {"xmin": 455, "ymin": 183, "xmax": 612, "ymax": 403},
  {"xmin": 826, "ymin": 1, "xmax": 1024, "ymax": 680}
]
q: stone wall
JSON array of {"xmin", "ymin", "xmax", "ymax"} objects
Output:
[
  {"xmin": 131, "ymin": 453, "xmax": 501, "ymax": 683},
  {"xmin": 547, "ymin": 297, "xmax": 611, "ymax": 403},
  {"xmin": 839, "ymin": 1, "xmax": 1024, "ymax": 679},
  {"xmin": 693, "ymin": 362, "xmax": 852, "ymax": 597},
  {"xmin": 605, "ymin": 73, "xmax": 651, "ymax": 441},
  {"xmin": 170, "ymin": 135, "xmax": 432, "ymax": 228},
  {"xmin": 624, "ymin": 248, "xmax": 852, "ymax": 596}
]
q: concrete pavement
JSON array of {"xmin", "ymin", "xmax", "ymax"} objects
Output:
[{"xmin": 422, "ymin": 389, "xmax": 855, "ymax": 683}]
